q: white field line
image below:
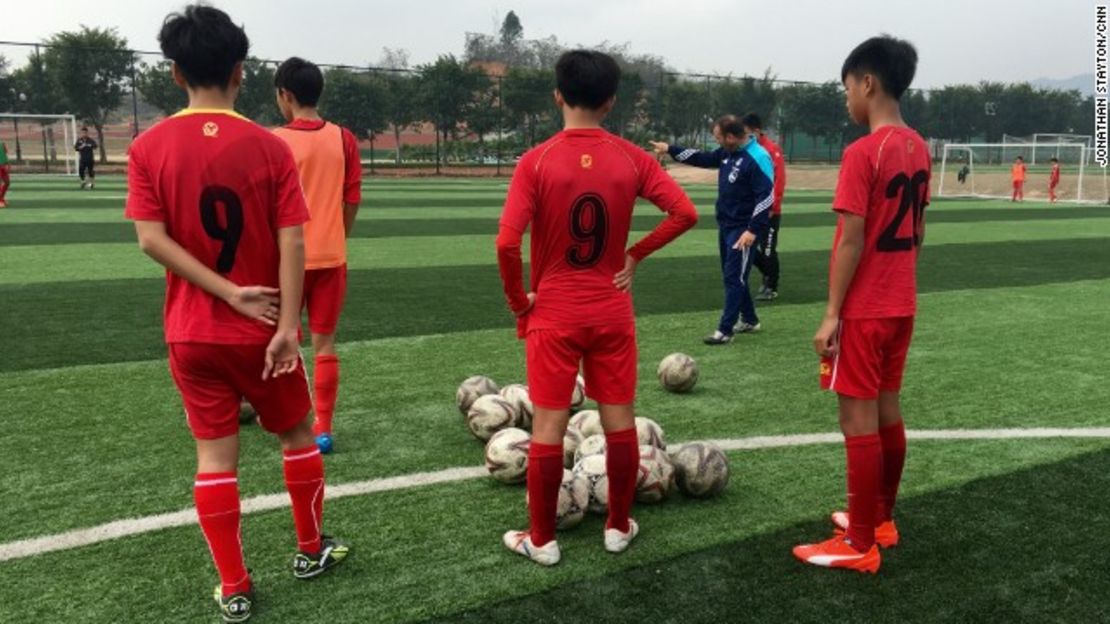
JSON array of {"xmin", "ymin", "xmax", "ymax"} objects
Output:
[{"xmin": 3, "ymin": 428, "xmax": 1110, "ymax": 563}]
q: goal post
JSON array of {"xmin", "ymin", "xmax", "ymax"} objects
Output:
[
  {"xmin": 0, "ymin": 113, "xmax": 79, "ymax": 175},
  {"xmin": 937, "ymin": 142, "xmax": 1098, "ymax": 202}
]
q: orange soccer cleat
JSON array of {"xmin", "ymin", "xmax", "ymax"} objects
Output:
[
  {"xmin": 831, "ymin": 511, "xmax": 900, "ymax": 548},
  {"xmin": 793, "ymin": 534, "xmax": 880, "ymax": 574}
]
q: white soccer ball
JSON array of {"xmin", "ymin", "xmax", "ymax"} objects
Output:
[
  {"xmin": 658, "ymin": 353, "xmax": 699, "ymax": 393},
  {"xmin": 562, "ymin": 428, "xmax": 584, "ymax": 469},
  {"xmin": 499, "ymin": 384, "xmax": 533, "ymax": 429},
  {"xmin": 485, "ymin": 428, "xmax": 531, "ymax": 483},
  {"xmin": 571, "ymin": 374, "xmax": 587, "ymax": 409},
  {"xmin": 635, "ymin": 416, "xmax": 667, "ymax": 450},
  {"xmin": 456, "ymin": 375, "xmax": 500, "ymax": 415},
  {"xmin": 670, "ymin": 442, "xmax": 730, "ymax": 498},
  {"xmin": 466, "ymin": 394, "xmax": 516, "ymax": 441},
  {"xmin": 574, "ymin": 433, "xmax": 607, "ymax": 465},
  {"xmin": 526, "ymin": 469, "xmax": 589, "ymax": 530},
  {"xmin": 569, "ymin": 409, "xmax": 603, "ymax": 438},
  {"xmin": 636, "ymin": 445, "xmax": 674, "ymax": 503},
  {"xmin": 573, "ymin": 454, "xmax": 609, "ymax": 515}
]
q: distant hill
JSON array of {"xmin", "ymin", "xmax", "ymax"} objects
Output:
[{"xmin": 1031, "ymin": 73, "xmax": 1095, "ymax": 97}]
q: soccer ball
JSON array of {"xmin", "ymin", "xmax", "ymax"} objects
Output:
[
  {"xmin": 636, "ymin": 445, "xmax": 674, "ymax": 503},
  {"xmin": 670, "ymin": 442, "xmax": 730, "ymax": 498},
  {"xmin": 499, "ymin": 384, "xmax": 533, "ymax": 429},
  {"xmin": 563, "ymin": 428, "xmax": 584, "ymax": 468},
  {"xmin": 571, "ymin": 374, "xmax": 587, "ymax": 409},
  {"xmin": 574, "ymin": 433, "xmax": 607, "ymax": 465},
  {"xmin": 569, "ymin": 409, "xmax": 603, "ymax": 438},
  {"xmin": 573, "ymin": 454, "xmax": 609, "ymax": 514},
  {"xmin": 456, "ymin": 375, "xmax": 500, "ymax": 415},
  {"xmin": 466, "ymin": 394, "xmax": 516, "ymax": 441},
  {"xmin": 658, "ymin": 353, "xmax": 699, "ymax": 393},
  {"xmin": 485, "ymin": 428, "xmax": 531, "ymax": 484},
  {"xmin": 526, "ymin": 469, "xmax": 589, "ymax": 530},
  {"xmin": 635, "ymin": 416, "xmax": 667, "ymax": 450}
]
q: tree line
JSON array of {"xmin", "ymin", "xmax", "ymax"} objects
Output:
[{"xmin": 0, "ymin": 15, "xmax": 1095, "ymax": 164}]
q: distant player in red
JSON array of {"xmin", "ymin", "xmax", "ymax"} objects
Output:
[
  {"xmin": 125, "ymin": 7, "xmax": 348, "ymax": 621},
  {"xmin": 1048, "ymin": 157, "xmax": 1060, "ymax": 203},
  {"xmin": 743, "ymin": 112, "xmax": 787, "ymax": 301},
  {"xmin": 273, "ymin": 56, "xmax": 362, "ymax": 455},
  {"xmin": 794, "ymin": 35, "xmax": 930, "ymax": 575},
  {"xmin": 0, "ymin": 141, "xmax": 10, "ymax": 208},
  {"xmin": 1011, "ymin": 155, "xmax": 1026, "ymax": 202},
  {"xmin": 496, "ymin": 50, "xmax": 698, "ymax": 565}
]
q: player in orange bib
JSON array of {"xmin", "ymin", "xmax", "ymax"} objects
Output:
[
  {"xmin": 796, "ymin": 35, "xmax": 930, "ymax": 575},
  {"xmin": 273, "ymin": 57, "xmax": 363, "ymax": 454},
  {"xmin": 1011, "ymin": 155, "xmax": 1026, "ymax": 202}
]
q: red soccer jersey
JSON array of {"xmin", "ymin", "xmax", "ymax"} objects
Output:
[
  {"xmin": 831, "ymin": 126, "xmax": 931, "ymax": 319},
  {"xmin": 125, "ymin": 109, "xmax": 310, "ymax": 344},
  {"xmin": 499, "ymin": 128, "xmax": 696, "ymax": 331},
  {"xmin": 757, "ymin": 134, "xmax": 787, "ymax": 214},
  {"xmin": 1050, "ymin": 163, "xmax": 1061, "ymax": 185}
]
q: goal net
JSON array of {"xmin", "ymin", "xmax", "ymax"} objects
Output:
[
  {"xmin": 937, "ymin": 142, "xmax": 1107, "ymax": 203},
  {"xmin": 0, "ymin": 114, "xmax": 79, "ymax": 175}
]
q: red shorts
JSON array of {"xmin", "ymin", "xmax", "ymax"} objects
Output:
[
  {"xmin": 1012, "ymin": 180, "xmax": 1024, "ymax": 189},
  {"xmin": 820, "ymin": 317, "xmax": 914, "ymax": 400},
  {"xmin": 526, "ymin": 323, "xmax": 637, "ymax": 409},
  {"xmin": 303, "ymin": 264, "xmax": 347, "ymax": 335},
  {"xmin": 168, "ymin": 343, "xmax": 312, "ymax": 440}
]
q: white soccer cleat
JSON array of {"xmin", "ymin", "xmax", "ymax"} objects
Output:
[
  {"xmin": 604, "ymin": 518, "xmax": 640, "ymax": 553},
  {"xmin": 733, "ymin": 321, "xmax": 762, "ymax": 334},
  {"xmin": 502, "ymin": 530, "xmax": 561, "ymax": 566}
]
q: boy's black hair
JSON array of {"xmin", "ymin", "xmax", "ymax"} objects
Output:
[
  {"xmin": 715, "ymin": 115, "xmax": 745, "ymax": 138},
  {"xmin": 80, "ymin": 126, "xmax": 88, "ymax": 132},
  {"xmin": 1015, "ymin": 155, "xmax": 1025, "ymax": 161},
  {"xmin": 555, "ymin": 50, "xmax": 621, "ymax": 110},
  {"xmin": 740, "ymin": 112, "xmax": 763, "ymax": 131},
  {"xmin": 1050, "ymin": 157, "xmax": 1059, "ymax": 162},
  {"xmin": 840, "ymin": 35, "xmax": 918, "ymax": 100},
  {"xmin": 158, "ymin": 5, "xmax": 250, "ymax": 89},
  {"xmin": 275, "ymin": 57, "xmax": 325, "ymax": 107}
]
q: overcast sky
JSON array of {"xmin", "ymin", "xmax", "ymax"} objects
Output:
[{"xmin": 1, "ymin": 0, "xmax": 1096, "ymax": 88}]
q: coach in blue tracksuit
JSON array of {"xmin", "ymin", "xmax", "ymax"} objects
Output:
[{"xmin": 651, "ymin": 114, "xmax": 774, "ymax": 345}]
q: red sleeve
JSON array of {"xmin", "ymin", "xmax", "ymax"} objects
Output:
[
  {"xmin": 496, "ymin": 157, "xmax": 538, "ymax": 315},
  {"xmin": 496, "ymin": 225, "xmax": 530, "ymax": 315},
  {"xmin": 832, "ymin": 145, "xmax": 872, "ymax": 218},
  {"xmin": 274, "ymin": 144, "xmax": 310, "ymax": 228},
  {"xmin": 123, "ymin": 143, "xmax": 164, "ymax": 222},
  {"xmin": 341, "ymin": 127, "xmax": 362, "ymax": 205},
  {"xmin": 773, "ymin": 151, "xmax": 786, "ymax": 205},
  {"xmin": 500, "ymin": 157, "xmax": 538, "ymax": 234},
  {"xmin": 627, "ymin": 152, "xmax": 698, "ymax": 261}
]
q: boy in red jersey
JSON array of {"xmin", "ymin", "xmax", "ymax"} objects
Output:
[
  {"xmin": 125, "ymin": 7, "xmax": 347, "ymax": 621},
  {"xmin": 794, "ymin": 35, "xmax": 930, "ymax": 575},
  {"xmin": 496, "ymin": 50, "xmax": 698, "ymax": 565},
  {"xmin": 0, "ymin": 141, "xmax": 10, "ymax": 208},
  {"xmin": 1048, "ymin": 157, "xmax": 1060, "ymax": 203},
  {"xmin": 273, "ymin": 57, "xmax": 363, "ymax": 454}
]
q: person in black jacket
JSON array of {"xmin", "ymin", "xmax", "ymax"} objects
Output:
[{"xmin": 74, "ymin": 127, "xmax": 97, "ymax": 189}]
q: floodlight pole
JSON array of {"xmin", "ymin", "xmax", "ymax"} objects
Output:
[{"xmin": 130, "ymin": 57, "xmax": 140, "ymax": 138}]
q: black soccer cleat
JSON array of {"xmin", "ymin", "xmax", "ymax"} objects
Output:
[
  {"xmin": 292, "ymin": 535, "xmax": 350, "ymax": 580},
  {"xmin": 213, "ymin": 586, "xmax": 255, "ymax": 623}
]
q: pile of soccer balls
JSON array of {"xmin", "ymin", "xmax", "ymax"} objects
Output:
[{"xmin": 455, "ymin": 353, "xmax": 730, "ymax": 531}]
